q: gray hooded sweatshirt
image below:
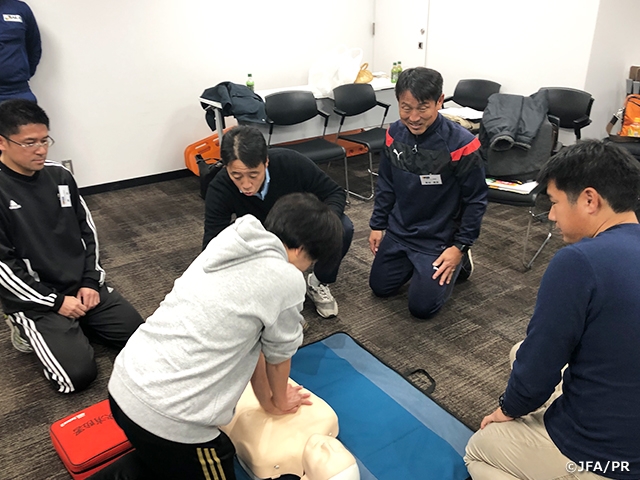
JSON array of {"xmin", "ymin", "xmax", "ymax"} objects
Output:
[{"xmin": 109, "ymin": 215, "xmax": 305, "ymax": 443}]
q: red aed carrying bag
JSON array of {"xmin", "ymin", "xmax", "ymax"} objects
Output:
[{"xmin": 50, "ymin": 399, "xmax": 133, "ymax": 479}]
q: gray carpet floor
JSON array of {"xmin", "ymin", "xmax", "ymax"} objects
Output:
[{"xmin": 0, "ymin": 159, "xmax": 564, "ymax": 479}]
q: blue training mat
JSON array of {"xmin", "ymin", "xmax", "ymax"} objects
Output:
[{"xmin": 287, "ymin": 332, "xmax": 473, "ymax": 480}]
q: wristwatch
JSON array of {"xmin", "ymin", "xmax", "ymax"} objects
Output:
[
  {"xmin": 453, "ymin": 242, "xmax": 470, "ymax": 254},
  {"xmin": 498, "ymin": 394, "xmax": 518, "ymax": 418}
]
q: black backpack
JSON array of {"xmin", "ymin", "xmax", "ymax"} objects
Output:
[{"xmin": 196, "ymin": 154, "xmax": 224, "ymax": 199}]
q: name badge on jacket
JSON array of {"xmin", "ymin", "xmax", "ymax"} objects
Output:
[
  {"xmin": 3, "ymin": 14, "xmax": 23, "ymax": 22},
  {"xmin": 58, "ymin": 185, "xmax": 72, "ymax": 207},
  {"xmin": 420, "ymin": 174, "xmax": 442, "ymax": 185}
]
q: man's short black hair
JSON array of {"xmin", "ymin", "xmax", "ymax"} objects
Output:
[
  {"xmin": 265, "ymin": 193, "xmax": 342, "ymax": 267},
  {"xmin": 538, "ymin": 140, "xmax": 640, "ymax": 213},
  {"xmin": 395, "ymin": 67, "xmax": 443, "ymax": 104},
  {"xmin": 0, "ymin": 99, "xmax": 49, "ymax": 137},
  {"xmin": 220, "ymin": 125, "xmax": 268, "ymax": 168}
]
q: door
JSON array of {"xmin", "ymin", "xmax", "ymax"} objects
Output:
[{"xmin": 372, "ymin": 0, "xmax": 429, "ymax": 74}]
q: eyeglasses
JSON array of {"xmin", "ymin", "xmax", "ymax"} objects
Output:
[{"xmin": 1, "ymin": 134, "xmax": 55, "ymax": 149}]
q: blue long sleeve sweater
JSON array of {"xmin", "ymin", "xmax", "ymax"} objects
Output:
[{"xmin": 503, "ymin": 224, "xmax": 640, "ymax": 479}]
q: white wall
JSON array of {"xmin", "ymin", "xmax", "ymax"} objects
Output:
[
  {"xmin": 583, "ymin": 0, "xmax": 640, "ymax": 139},
  {"xmin": 27, "ymin": 0, "xmax": 375, "ymax": 187},
  {"xmin": 425, "ymin": 0, "xmax": 600, "ymax": 145},
  {"xmin": 426, "ymin": 0, "xmax": 600, "ymax": 95}
]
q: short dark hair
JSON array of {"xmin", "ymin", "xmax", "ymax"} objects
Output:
[
  {"xmin": 265, "ymin": 193, "xmax": 343, "ymax": 267},
  {"xmin": 219, "ymin": 125, "xmax": 268, "ymax": 168},
  {"xmin": 0, "ymin": 99, "xmax": 50, "ymax": 137},
  {"xmin": 395, "ymin": 67, "xmax": 443, "ymax": 103},
  {"xmin": 538, "ymin": 140, "xmax": 640, "ymax": 213}
]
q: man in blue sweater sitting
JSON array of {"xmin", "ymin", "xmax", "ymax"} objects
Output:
[
  {"xmin": 465, "ymin": 140, "xmax": 640, "ymax": 480},
  {"xmin": 369, "ymin": 67, "xmax": 488, "ymax": 319}
]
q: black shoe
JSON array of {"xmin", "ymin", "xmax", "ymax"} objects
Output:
[{"xmin": 457, "ymin": 250, "xmax": 474, "ymax": 283}]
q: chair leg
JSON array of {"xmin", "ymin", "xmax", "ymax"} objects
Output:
[
  {"xmin": 343, "ymin": 155, "xmax": 350, "ymax": 203},
  {"xmin": 368, "ymin": 159, "xmax": 379, "ymax": 177},
  {"xmin": 522, "ymin": 209, "xmax": 553, "ymax": 270},
  {"xmin": 345, "ymin": 151, "xmax": 375, "ymax": 201}
]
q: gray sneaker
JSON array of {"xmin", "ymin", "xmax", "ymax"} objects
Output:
[
  {"xmin": 306, "ymin": 273, "xmax": 338, "ymax": 318},
  {"xmin": 4, "ymin": 316, "xmax": 33, "ymax": 353}
]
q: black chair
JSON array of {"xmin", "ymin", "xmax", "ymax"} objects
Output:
[
  {"xmin": 540, "ymin": 87, "xmax": 594, "ymax": 144},
  {"xmin": 332, "ymin": 83, "xmax": 390, "ymax": 201},
  {"xmin": 483, "ymin": 116, "xmax": 558, "ymax": 269},
  {"xmin": 443, "ymin": 79, "xmax": 502, "ymax": 112},
  {"xmin": 264, "ymin": 91, "xmax": 346, "ymax": 170}
]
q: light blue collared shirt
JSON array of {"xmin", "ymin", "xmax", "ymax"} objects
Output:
[{"xmin": 253, "ymin": 167, "xmax": 270, "ymax": 200}]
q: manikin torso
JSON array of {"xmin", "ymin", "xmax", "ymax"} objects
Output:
[{"xmin": 221, "ymin": 380, "xmax": 358, "ymax": 480}]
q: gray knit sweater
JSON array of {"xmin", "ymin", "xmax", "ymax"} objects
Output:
[{"xmin": 109, "ymin": 215, "xmax": 305, "ymax": 443}]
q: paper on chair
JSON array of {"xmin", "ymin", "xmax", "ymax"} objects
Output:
[
  {"xmin": 440, "ymin": 107, "xmax": 484, "ymax": 120},
  {"xmin": 486, "ymin": 178, "xmax": 538, "ymax": 194}
]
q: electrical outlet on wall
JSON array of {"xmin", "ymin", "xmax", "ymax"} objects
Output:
[{"xmin": 61, "ymin": 159, "xmax": 74, "ymax": 174}]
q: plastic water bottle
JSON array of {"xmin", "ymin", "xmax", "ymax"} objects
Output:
[
  {"xmin": 391, "ymin": 63, "xmax": 398, "ymax": 83},
  {"xmin": 246, "ymin": 73, "xmax": 255, "ymax": 92},
  {"xmin": 629, "ymin": 117, "xmax": 640, "ymax": 137},
  {"xmin": 397, "ymin": 61, "xmax": 403, "ymax": 78}
]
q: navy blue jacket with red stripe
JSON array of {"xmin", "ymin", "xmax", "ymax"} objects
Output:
[{"xmin": 370, "ymin": 114, "xmax": 488, "ymax": 254}]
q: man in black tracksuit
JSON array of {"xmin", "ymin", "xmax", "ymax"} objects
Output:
[
  {"xmin": 0, "ymin": 99, "xmax": 143, "ymax": 393},
  {"xmin": 203, "ymin": 125, "xmax": 353, "ymax": 319}
]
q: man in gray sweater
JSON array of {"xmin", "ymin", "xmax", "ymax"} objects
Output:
[{"xmin": 99, "ymin": 193, "xmax": 342, "ymax": 480}]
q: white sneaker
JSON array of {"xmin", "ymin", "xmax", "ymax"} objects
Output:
[
  {"xmin": 5, "ymin": 316, "xmax": 33, "ymax": 353},
  {"xmin": 306, "ymin": 273, "xmax": 338, "ymax": 318}
]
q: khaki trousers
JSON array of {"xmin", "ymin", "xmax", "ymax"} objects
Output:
[{"xmin": 464, "ymin": 343, "xmax": 608, "ymax": 480}]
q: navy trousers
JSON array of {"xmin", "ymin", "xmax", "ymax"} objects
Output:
[{"xmin": 369, "ymin": 234, "xmax": 461, "ymax": 319}]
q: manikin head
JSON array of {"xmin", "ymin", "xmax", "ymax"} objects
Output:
[
  {"xmin": 301, "ymin": 434, "xmax": 359, "ymax": 480},
  {"xmin": 537, "ymin": 140, "xmax": 640, "ymax": 243},
  {"xmin": 0, "ymin": 99, "xmax": 52, "ymax": 177},
  {"xmin": 395, "ymin": 67, "xmax": 444, "ymax": 136}
]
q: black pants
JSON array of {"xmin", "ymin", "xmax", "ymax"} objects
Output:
[
  {"xmin": 89, "ymin": 396, "xmax": 236, "ymax": 480},
  {"xmin": 6, "ymin": 285, "xmax": 143, "ymax": 393}
]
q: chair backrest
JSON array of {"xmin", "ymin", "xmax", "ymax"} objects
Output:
[
  {"xmin": 541, "ymin": 87, "xmax": 594, "ymax": 129},
  {"xmin": 452, "ymin": 79, "xmax": 501, "ymax": 111},
  {"xmin": 265, "ymin": 91, "xmax": 319, "ymax": 126},
  {"xmin": 333, "ymin": 83, "xmax": 378, "ymax": 117}
]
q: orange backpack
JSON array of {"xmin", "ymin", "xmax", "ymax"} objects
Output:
[{"xmin": 607, "ymin": 94, "xmax": 640, "ymax": 139}]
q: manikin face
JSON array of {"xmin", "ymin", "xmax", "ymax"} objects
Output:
[
  {"xmin": 302, "ymin": 434, "xmax": 357, "ymax": 480},
  {"xmin": 547, "ymin": 180, "xmax": 591, "ymax": 244},
  {"xmin": 0, "ymin": 123, "xmax": 50, "ymax": 176},
  {"xmin": 226, "ymin": 158, "xmax": 269, "ymax": 196},
  {"xmin": 397, "ymin": 90, "xmax": 444, "ymax": 136}
]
